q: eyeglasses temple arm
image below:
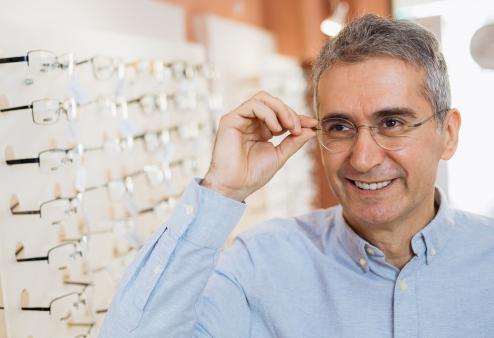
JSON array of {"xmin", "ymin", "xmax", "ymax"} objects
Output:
[
  {"xmin": 133, "ymin": 133, "xmax": 146, "ymax": 141},
  {"xmin": 138, "ymin": 206, "xmax": 154, "ymax": 215},
  {"xmin": 0, "ymin": 104, "xmax": 32, "ymax": 113},
  {"xmin": 21, "ymin": 306, "xmax": 50, "ymax": 311},
  {"xmin": 16, "ymin": 256, "xmax": 48, "ymax": 262},
  {"xmin": 84, "ymin": 145, "xmax": 104, "ymax": 152},
  {"xmin": 6, "ymin": 157, "xmax": 40, "ymax": 165},
  {"xmin": 0, "ymin": 56, "xmax": 27, "ymax": 64},
  {"xmin": 75, "ymin": 59, "xmax": 90, "ymax": 66},
  {"xmin": 10, "ymin": 202, "xmax": 41, "ymax": 215},
  {"xmin": 64, "ymin": 281, "xmax": 92, "ymax": 287},
  {"xmin": 84, "ymin": 183, "xmax": 107, "ymax": 192},
  {"xmin": 127, "ymin": 98, "xmax": 140, "ymax": 104}
]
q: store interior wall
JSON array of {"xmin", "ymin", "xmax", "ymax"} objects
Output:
[{"xmin": 3, "ymin": 0, "xmax": 186, "ymax": 42}]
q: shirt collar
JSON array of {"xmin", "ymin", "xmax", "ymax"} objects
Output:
[{"xmin": 334, "ymin": 187, "xmax": 456, "ymax": 272}]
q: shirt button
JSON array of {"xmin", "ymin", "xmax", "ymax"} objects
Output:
[
  {"xmin": 185, "ymin": 204, "xmax": 194, "ymax": 215},
  {"xmin": 430, "ymin": 247, "xmax": 436, "ymax": 256},
  {"xmin": 358, "ymin": 258, "xmax": 367, "ymax": 267},
  {"xmin": 153, "ymin": 266, "xmax": 162, "ymax": 274},
  {"xmin": 366, "ymin": 246, "xmax": 375, "ymax": 255},
  {"xmin": 399, "ymin": 279, "xmax": 408, "ymax": 291}
]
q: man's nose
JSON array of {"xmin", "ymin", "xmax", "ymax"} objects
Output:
[{"xmin": 348, "ymin": 128, "xmax": 386, "ymax": 173}]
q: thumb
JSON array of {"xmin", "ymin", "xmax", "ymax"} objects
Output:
[{"xmin": 275, "ymin": 128, "xmax": 316, "ymax": 167}]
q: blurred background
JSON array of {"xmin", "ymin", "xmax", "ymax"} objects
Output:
[{"xmin": 0, "ymin": 0, "xmax": 493, "ymax": 337}]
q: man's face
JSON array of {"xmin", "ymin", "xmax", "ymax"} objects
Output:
[{"xmin": 317, "ymin": 56, "xmax": 459, "ymax": 228}]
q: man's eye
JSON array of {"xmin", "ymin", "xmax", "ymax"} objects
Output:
[
  {"xmin": 323, "ymin": 123, "xmax": 352, "ymax": 132},
  {"xmin": 322, "ymin": 121, "xmax": 355, "ymax": 139},
  {"xmin": 332, "ymin": 124, "xmax": 351, "ymax": 131},
  {"xmin": 381, "ymin": 118, "xmax": 404, "ymax": 128}
]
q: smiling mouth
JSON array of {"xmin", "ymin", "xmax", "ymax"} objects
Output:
[{"xmin": 350, "ymin": 179, "xmax": 395, "ymax": 191}]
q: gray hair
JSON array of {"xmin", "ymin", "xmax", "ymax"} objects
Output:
[{"xmin": 312, "ymin": 14, "xmax": 451, "ymax": 125}]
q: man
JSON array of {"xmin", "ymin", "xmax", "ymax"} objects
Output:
[{"xmin": 100, "ymin": 14, "xmax": 494, "ymax": 338}]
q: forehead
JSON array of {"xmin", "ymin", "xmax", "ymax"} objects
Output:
[{"xmin": 317, "ymin": 56, "xmax": 431, "ymax": 119}]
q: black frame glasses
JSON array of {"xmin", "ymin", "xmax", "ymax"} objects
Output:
[
  {"xmin": 15, "ymin": 239, "xmax": 85, "ymax": 269},
  {"xmin": 0, "ymin": 98, "xmax": 77, "ymax": 125},
  {"xmin": 0, "ymin": 50, "xmax": 74, "ymax": 76},
  {"xmin": 6, "ymin": 143, "xmax": 104, "ymax": 172},
  {"xmin": 10, "ymin": 193, "xmax": 82, "ymax": 225},
  {"xmin": 6, "ymin": 144, "xmax": 85, "ymax": 172},
  {"xmin": 21, "ymin": 285, "xmax": 91, "ymax": 322}
]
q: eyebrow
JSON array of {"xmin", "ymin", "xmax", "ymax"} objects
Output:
[{"xmin": 321, "ymin": 107, "xmax": 418, "ymax": 122}]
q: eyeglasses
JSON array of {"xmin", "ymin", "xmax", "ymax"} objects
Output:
[
  {"xmin": 125, "ymin": 92, "xmax": 197, "ymax": 115},
  {"xmin": 127, "ymin": 93, "xmax": 169, "ymax": 115},
  {"xmin": 101, "ymin": 134, "xmax": 134, "ymax": 153},
  {"xmin": 6, "ymin": 144, "xmax": 86, "ymax": 172},
  {"xmin": 85, "ymin": 175, "xmax": 136, "ymax": 202},
  {"xmin": 0, "ymin": 50, "xmax": 74, "ymax": 76},
  {"xmin": 163, "ymin": 61, "xmax": 217, "ymax": 80},
  {"xmin": 133, "ymin": 123, "xmax": 206, "ymax": 153},
  {"xmin": 10, "ymin": 193, "xmax": 82, "ymax": 225},
  {"xmin": 168, "ymin": 156, "xmax": 199, "ymax": 177},
  {"xmin": 75, "ymin": 56, "xmax": 125, "ymax": 81},
  {"xmin": 124, "ymin": 59, "xmax": 153, "ymax": 80},
  {"xmin": 84, "ymin": 163, "xmax": 175, "ymax": 202},
  {"xmin": 133, "ymin": 129, "xmax": 170, "ymax": 152},
  {"xmin": 0, "ymin": 98, "xmax": 77, "ymax": 125},
  {"xmin": 21, "ymin": 285, "xmax": 91, "ymax": 321},
  {"xmin": 16, "ymin": 240, "xmax": 84, "ymax": 269},
  {"xmin": 314, "ymin": 109, "xmax": 448, "ymax": 153},
  {"xmin": 66, "ymin": 320, "xmax": 96, "ymax": 337},
  {"xmin": 78, "ymin": 96, "xmax": 128, "ymax": 119}
]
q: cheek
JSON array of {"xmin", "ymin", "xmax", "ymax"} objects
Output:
[
  {"xmin": 321, "ymin": 153, "xmax": 346, "ymax": 186},
  {"xmin": 390, "ymin": 142, "xmax": 439, "ymax": 187}
]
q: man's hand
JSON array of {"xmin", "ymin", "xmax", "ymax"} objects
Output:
[{"xmin": 201, "ymin": 91, "xmax": 319, "ymax": 202}]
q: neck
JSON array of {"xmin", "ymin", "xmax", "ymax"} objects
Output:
[{"xmin": 345, "ymin": 194, "xmax": 438, "ymax": 270}]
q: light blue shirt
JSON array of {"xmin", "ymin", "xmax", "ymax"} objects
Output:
[{"xmin": 99, "ymin": 178, "xmax": 494, "ymax": 338}]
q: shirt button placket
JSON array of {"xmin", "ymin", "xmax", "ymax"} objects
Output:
[{"xmin": 393, "ymin": 275, "xmax": 418, "ymax": 338}]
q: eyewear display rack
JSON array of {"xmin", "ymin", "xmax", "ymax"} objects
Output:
[{"xmin": 0, "ymin": 23, "xmax": 214, "ymax": 338}]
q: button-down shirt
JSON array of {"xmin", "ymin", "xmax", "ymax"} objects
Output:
[{"xmin": 99, "ymin": 178, "xmax": 494, "ymax": 338}]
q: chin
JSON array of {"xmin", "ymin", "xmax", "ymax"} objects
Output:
[{"xmin": 343, "ymin": 200, "xmax": 402, "ymax": 227}]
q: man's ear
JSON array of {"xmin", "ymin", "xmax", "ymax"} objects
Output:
[{"xmin": 440, "ymin": 109, "xmax": 461, "ymax": 160}]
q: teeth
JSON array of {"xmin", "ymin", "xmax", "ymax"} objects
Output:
[{"xmin": 354, "ymin": 179, "xmax": 392, "ymax": 191}]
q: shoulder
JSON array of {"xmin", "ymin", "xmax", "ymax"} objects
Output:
[
  {"xmin": 453, "ymin": 208, "xmax": 494, "ymax": 229},
  {"xmin": 451, "ymin": 208, "xmax": 494, "ymax": 244}
]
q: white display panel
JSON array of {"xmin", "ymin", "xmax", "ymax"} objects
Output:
[{"xmin": 0, "ymin": 18, "xmax": 215, "ymax": 338}]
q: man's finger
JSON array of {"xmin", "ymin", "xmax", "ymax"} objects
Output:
[
  {"xmin": 298, "ymin": 115, "xmax": 319, "ymax": 128},
  {"xmin": 253, "ymin": 91, "xmax": 298, "ymax": 133},
  {"xmin": 274, "ymin": 128, "xmax": 316, "ymax": 168},
  {"xmin": 239, "ymin": 100, "xmax": 283, "ymax": 133}
]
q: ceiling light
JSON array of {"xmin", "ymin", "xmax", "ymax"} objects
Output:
[{"xmin": 320, "ymin": 1, "xmax": 349, "ymax": 37}]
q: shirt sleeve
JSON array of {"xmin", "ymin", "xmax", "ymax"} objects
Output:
[{"xmin": 98, "ymin": 178, "xmax": 248, "ymax": 338}]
